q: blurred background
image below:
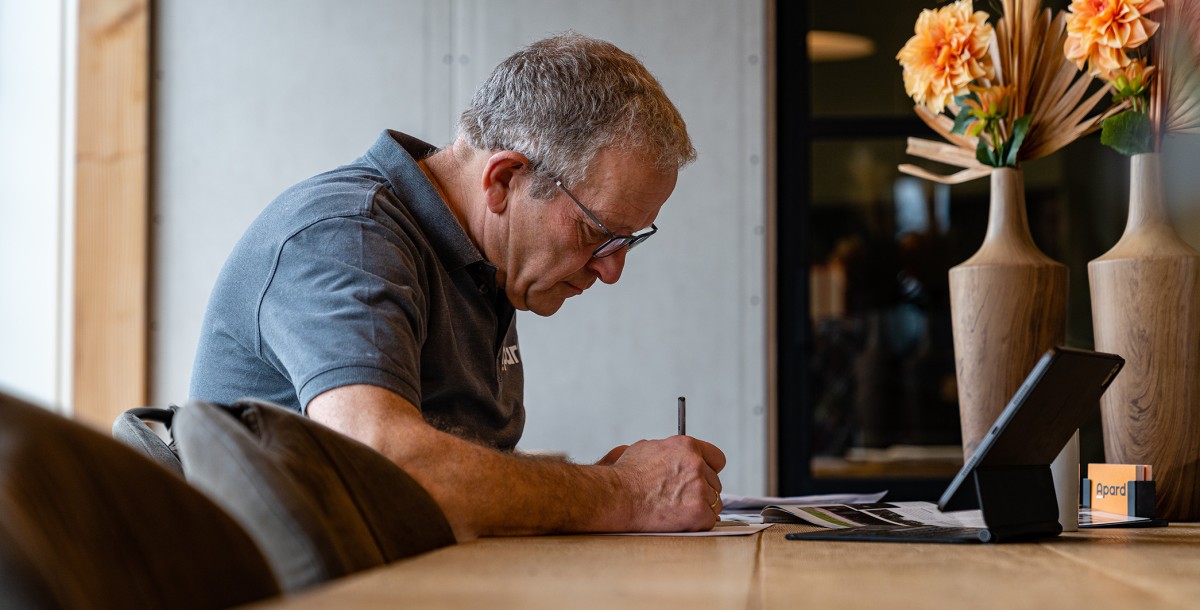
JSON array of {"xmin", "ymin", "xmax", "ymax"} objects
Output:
[{"xmin": 777, "ymin": 0, "xmax": 1200, "ymax": 498}]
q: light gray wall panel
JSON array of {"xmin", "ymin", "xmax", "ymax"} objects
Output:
[
  {"xmin": 452, "ymin": 0, "xmax": 767, "ymax": 494},
  {"xmin": 154, "ymin": 0, "xmax": 767, "ymax": 494},
  {"xmin": 153, "ymin": 0, "xmax": 452, "ymax": 405}
]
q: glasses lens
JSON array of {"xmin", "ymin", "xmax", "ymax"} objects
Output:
[
  {"xmin": 594, "ymin": 237, "xmax": 632, "ymax": 258},
  {"xmin": 627, "ymin": 234, "xmax": 651, "ymax": 251}
]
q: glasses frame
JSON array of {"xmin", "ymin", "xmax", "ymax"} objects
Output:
[{"xmin": 554, "ymin": 179, "xmax": 658, "ymax": 259}]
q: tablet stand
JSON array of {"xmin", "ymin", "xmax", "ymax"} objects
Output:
[{"xmin": 958, "ymin": 465, "xmax": 1063, "ymax": 542}]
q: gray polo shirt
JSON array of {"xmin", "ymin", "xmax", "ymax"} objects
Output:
[{"xmin": 189, "ymin": 130, "xmax": 525, "ymax": 450}]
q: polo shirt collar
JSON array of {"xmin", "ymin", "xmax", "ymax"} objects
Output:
[{"xmin": 364, "ymin": 130, "xmax": 485, "ymax": 272}]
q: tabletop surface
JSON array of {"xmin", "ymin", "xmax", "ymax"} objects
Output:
[{"xmin": 258, "ymin": 523, "xmax": 1200, "ymax": 609}]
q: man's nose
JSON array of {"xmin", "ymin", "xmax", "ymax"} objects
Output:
[{"xmin": 586, "ymin": 249, "xmax": 626, "ymax": 285}]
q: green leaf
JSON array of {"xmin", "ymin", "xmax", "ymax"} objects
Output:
[
  {"xmin": 1005, "ymin": 115, "xmax": 1033, "ymax": 167},
  {"xmin": 976, "ymin": 138, "xmax": 996, "ymax": 167},
  {"xmin": 1100, "ymin": 111, "xmax": 1153, "ymax": 156},
  {"xmin": 951, "ymin": 110, "xmax": 975, "ymax": 135},
  {"xmin": 950, "ymin": 90, "xmax": 982, "ymax": 136},
  {"xmin": 954, "ymin": 90, "xmax": 980, "ymax": 109}
]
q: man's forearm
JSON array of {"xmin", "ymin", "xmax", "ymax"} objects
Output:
[
  {"xmin": 381, "ymin": 425, "xmax": 637, "ymax": 538},
  {"xmin": 308, "ymin": 384, "xmax": 724, "ymax": 540}
]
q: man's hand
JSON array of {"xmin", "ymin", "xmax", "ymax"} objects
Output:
[{"xmin": 607, "ymin": 436, "xmax": 727, "ymax": 532}]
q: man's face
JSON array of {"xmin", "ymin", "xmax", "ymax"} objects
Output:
[{"xmin": 498, "ymin": 148, "xmax": 677, "ymax": 316}]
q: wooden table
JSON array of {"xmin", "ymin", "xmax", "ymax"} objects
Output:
[{"xmin": 261, "ymin": 523, "xmax": 1200, "ymax": 609}]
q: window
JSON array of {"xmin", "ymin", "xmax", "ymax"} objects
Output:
[{"xmin": 776, "ymin": 0, "xmax": 1145, "ymax": 498}]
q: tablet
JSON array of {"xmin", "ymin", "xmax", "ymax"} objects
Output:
[{"xmin": 938, "ymin": 346, "xmax": 1125, "ymax": 512}]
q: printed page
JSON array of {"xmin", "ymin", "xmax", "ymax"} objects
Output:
[{"xmin": 762, "ymin": 501, "xmax": 985, "ymax": 529}]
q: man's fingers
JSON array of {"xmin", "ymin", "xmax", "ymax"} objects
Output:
[
  {"xmin": 685, "ymin": 437, "xmax": 727, "ymax": 473},
  {"xmin": 597, "ymin": 444, "xmax": 629, "ymax": 465},
  {"xmin": 702, "ymin": 464, "xmax": 722, "ymax": 495}
]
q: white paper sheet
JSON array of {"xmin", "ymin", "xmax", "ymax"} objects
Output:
[
  {"xmin": 720, "ymin": 491, "xmax": 888, "ymax": 511},
  {"xmin": 604, "ymin": 522, "xmax": 774, "ymax": 537}
]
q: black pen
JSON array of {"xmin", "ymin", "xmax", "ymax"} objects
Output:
[{"xmin": 678, "ymin": 396, "xmax": 686, "ymax": 436}]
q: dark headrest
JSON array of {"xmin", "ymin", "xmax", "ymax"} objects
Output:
[{"xmin": 112, "ymin": 407, "xmax": 183, "ymax": 478}]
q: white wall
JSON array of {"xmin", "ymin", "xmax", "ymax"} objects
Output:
[
  {"xmin": 0, "ymin": 0, "xmax": 75, "ymax": 411},
  {"xmin": 154, "ymin": 0, "xmax": 768, "ymax": 494},
  {"xmin": 153, "ymin": 0, "xmax": 456, "ymax": 409}
]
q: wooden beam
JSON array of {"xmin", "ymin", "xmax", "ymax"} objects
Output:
[{"xmin": 73, "ymin": 0, "xmax": 149, "ymax": 427}]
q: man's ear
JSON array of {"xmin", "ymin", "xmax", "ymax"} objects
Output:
[{"xmin": 481, "ymin": 151, "xmax": 532, "ymax": 213}]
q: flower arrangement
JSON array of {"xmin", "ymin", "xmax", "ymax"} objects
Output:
[
  {"xmin": 1065, "ymin": 0, "xmax": 1200, "ymax": 155},
  {"xmin": 896, "ymin": 0, "xmax": 1127, "ymax": 184}
]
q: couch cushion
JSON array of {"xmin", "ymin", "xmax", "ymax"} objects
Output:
[
  {"xmin": 175, "ymin": 399, "xmax": 456, "ymax": 592},
  {"xmin": 0, "ymin": 391, "xmax": 280, "ymax": 610}
]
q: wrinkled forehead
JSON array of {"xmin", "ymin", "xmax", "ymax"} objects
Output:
[{"xmin": 577, "ymin": 149, "xmax": 678, "ymax": 233}]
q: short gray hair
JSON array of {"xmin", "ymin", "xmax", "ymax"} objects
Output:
[{"xmin": 458, "ymin": 32, "xmax": 697, "ymax": 198}]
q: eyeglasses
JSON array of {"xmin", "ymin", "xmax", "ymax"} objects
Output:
[{"xmin": 554, "ymin": 179, "xmax": 658, "ymax": 259}]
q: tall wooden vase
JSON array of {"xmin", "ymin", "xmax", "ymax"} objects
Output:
[
  {"xmin": 950, "ymin": 168, "xmax": 1068, "ymax": 459},
  {"xmin": 1089, "ymin": 153, "xmax": 1200, "ymax": 522}
]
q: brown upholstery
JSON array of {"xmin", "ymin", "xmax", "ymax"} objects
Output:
[
  {"xmin": 175, "ymin": 399, "xmax": 456, "ymax": 592},
  {"xmin": 0, "ymin": 391, "xmax": 280, "ymax": 610}
]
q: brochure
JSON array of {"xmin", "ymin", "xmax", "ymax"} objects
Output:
[{"xmin": 762, "ymin": 501, "xmax": 986, "ymax": 529}]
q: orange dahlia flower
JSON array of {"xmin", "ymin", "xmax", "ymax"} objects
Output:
[
  {"xmin": 1064, "ymin": 0, "xmax": 1164, "ymax": 76},
  {"xmin": 897, "ymin": 0, "xmax": 994, "ymax": 114}
]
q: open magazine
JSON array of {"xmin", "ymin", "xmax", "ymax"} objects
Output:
[{"xmin": 762, "ymin": 501, "xmax": 986, "ymax": 529}]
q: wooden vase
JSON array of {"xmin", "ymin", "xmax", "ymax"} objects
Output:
[
  {"xmin": 1089, "ymin": 153, "xmax": 1200, "ymax": 522},
  {"xmin": 949, "ymin": 168, "xmax": 1068, "ymax": 460}
]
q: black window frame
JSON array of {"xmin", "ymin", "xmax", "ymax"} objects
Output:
[{"xmin": 775, "ymin": 1, "xmax": 955, "ymax": 500}]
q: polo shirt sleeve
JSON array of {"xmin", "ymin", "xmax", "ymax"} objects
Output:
[{"xmin": 256, "ymin": 213, "xmax": 427, "ymax": 411}]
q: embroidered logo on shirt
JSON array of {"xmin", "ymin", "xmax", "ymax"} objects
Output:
[
  {"xmin": 497, "ymin": 344, "xmax": 520, "ymax": 382},
  {"xmin": 500, "ymin": 345, "xmax": 520, "ymax": 368}
]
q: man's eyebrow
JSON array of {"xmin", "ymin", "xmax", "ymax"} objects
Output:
[{"xmin": 592, "ymin": 207, "xmax": 640, "ymax": 235}]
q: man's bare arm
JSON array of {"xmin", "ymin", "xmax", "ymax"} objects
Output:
[{"xmin": 307, "ymin": 384, "xmax": 725, "ymax": 541}]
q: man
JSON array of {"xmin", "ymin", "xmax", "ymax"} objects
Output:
[{"xmin": 190, "ymin": 33, "xmax": 725, "ymax": 540}]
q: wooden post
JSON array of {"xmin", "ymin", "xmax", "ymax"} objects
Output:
[{"xmin": 73, "ymin": 0, "xmax": 150, "ymax": 427}]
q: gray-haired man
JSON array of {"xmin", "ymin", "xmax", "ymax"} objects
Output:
[{"xmin": 190, "ymin": 33, "xmax": 725, "ymax": 539}]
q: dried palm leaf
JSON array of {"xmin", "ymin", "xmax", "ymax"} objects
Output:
[
  {"xmin": 913, "ymin": 104, "xmax": 978, "ymax": 149},
  {"xmin": 900, "ymin": 108, "xmax": 993, "ymax": 183},
  {"xmin": 1157, "ymin": 0, "xmax": 1200, "ymax": 138},
  {"xmin": 907, "ymin": 137, "xmax": 985, "ymax": 168},
  {"xmin": 899, "ymin": 164, "xmax": 993, "ymax": 184}
]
